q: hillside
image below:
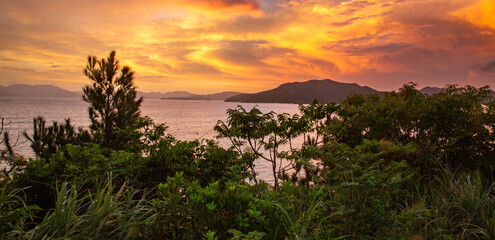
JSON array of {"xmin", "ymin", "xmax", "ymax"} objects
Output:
[
  {"xmin": 0, "ymin": 84, "xmax": 80, "ymax": 98},
  {"xmin": 138, "ymin": 91, "xmax": 197, "ymax": 99},
  {"xmin": 225, "ymin": 79, "xmax": 382, "ymax": 104},
  {"xmin": 0, "ymin": 86, "xmax": 16, "ymax": 97},
  {"xmin": 162, "ymin": 96, "xmax": 209, "ymax": 100},
  {"xmin": 161, "ymin": 91, "xmax": 242, "ymax": 101},
  {"xmin": 203, "ymin": 91, "xmax": 243, "ymax": 100},
  {"xmin": 419, "ymin": 86, "xmax": 442, "ymax": 95}
]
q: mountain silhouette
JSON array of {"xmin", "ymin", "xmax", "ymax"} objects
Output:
[
  {"xmin": 138, "ymin": 91, "xmax": 196, "ymax": 99},
  {"xmin": 225, "ymin": 79, "xmax": 383, "ymax": 104},
  {"xmin": 160, "ymin": 91, "xmax": 242, "ymax": 100},
  {"xmin": 419, "ymin": 86, "xmax": 442, "ymax": 95},
  {"xmin": 0, "ymin": 84, "xmax": 79, "ymax": 98}
]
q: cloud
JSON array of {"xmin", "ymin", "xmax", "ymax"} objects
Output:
[
  {"xmin": 466, "ymin": 59, "xmax": 495, "ymax": 86},
  {"xmin": 187, "ymin": 0, "xmax": 261, "ymax": 10},
  {"xmin": 329, "ymin": 17, "xmax": 362, "ymax": 27},
  {"xmin": 177, "ymin": 62, "xmax": 223, "ymax": 74},
  {"xmin": 481, "ymin": 61, "xmax": 495, "ymax": 73},
  {"xmin": 383, "ymin": 0, "xmax": 474, "ymax": 23},
  {"xmin": 336, "ymin": 0, "xmax": 375, "ymax": 15},
  {"xmin": 348, "ymin": 43, "xmax": 413, "ymax": 55},
  {"xmin": 324, "ymin": 36, "xmax": 414, "ymax": 56},
  {"xmin": 0, "ymin": 66, "xmax": 36, "ymax": 73},
  {"xmin": 212, "ymin": 12, "xmax": 295, "ymax": 33},
  {"xmin": 207, "ymin": 40, "xmax": 294, "ymax": 67}
]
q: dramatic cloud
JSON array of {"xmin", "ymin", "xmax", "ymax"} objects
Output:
[
  {"xmin": 185, "ymin": 0, "xmax": 261, "ymax": 9},
  {"xmin": 0, "ymin": 0, "xmax": 494, "ymax": 93}
]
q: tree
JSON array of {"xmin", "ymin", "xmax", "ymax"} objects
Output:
[
  {"xmin": 82, "ymin": 50, "xmax": 143, "ymax": 149},
  {"xmin": 24, "ymin": 117, "xmax": 91, "ymax": 160},
  {"xmin": 215, "ymin": 106, "xmax": 307, "ymax": 189},
  {"xmin": 0, "ymin": 117, "xmax": 27, "ymax": 180}
]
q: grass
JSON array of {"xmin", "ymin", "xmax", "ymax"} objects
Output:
[{"xmin": 13, "ymin": 175, "xmax": 155, "ymax": 240}]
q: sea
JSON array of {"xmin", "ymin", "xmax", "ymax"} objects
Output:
[{"xmin": 0, "ymin": 97, "xmax": 300, "ymax": 183}]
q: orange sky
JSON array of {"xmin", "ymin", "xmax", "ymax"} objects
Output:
[{"xmin": 0, "ymin": 0, "xmax": 494, "ymax": 93}]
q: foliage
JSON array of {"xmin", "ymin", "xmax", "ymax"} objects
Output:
[
  {"xmin": 147, "ymin": 172, "xmax": 261, "ymax": 239},
  {"xmin": 148, "ymin": 173, "xmax": 332, "ymax": 239},
  {"xmin": 422, "ymin": 171, "xmax": 495, "ymax": 239},
  {"xmin": 23, "ymin": 117, "xmax": 92, "ymax": 160},
  {"xmin": 11, "ymin": 176, "xmax": 154, "ymax": 240},
  {"xmin": 13, "ymin": 144, "xmax": 106, "ymax": 212},
  {"xmin": 82, "ymin": 50, "xmax": 143, "ymax": 149},
  {"xmin": 0, "ymin": 181, "xmax": 39, "ymax": 239},
  {"xmin": 0, "ymin": 118, "xmax": 27, "ymax": 180},
  {"xmin": 300, "ymin": 83, "xmax": 495, "ymax": 180},
  {"xmin": 215, "ymin": 105, "xmax": 307, "ymax": 189},
  {"xmin": 135, "ymin": 118, "xmax": 255, "ymax": 186},
  {"xmin": 316, "ymin": 140, "xmax": 417, "ymax": 237}
]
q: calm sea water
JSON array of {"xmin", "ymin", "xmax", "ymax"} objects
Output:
[{"xmin": 0, "ymin": 97, "xmax": 300, "ymax": 182}]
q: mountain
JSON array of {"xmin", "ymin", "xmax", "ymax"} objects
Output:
[
  {"xmin": 0, "ymin": 86, "xmax": 16, "ymax": 97},
  {"xmin": 138, "ymin": 91, "xmax": 168, "ymax": 99},
  {"xmin": 138, "ymin": 91, "xmax": 197, "ymax": 99},
  {"xmin": 225, "ymin": 79, "xmax": 382, "ymax": 104},
  {"xmin": 163, "ymin": 96, "xmax": 210, "ymax": 100},
  {"xmin": 0, "ymin": 84, "xmax": 241, "ymax": 101},
  {"xmin": 202, "ymin": 91, "xmax": 243, "ymax": 100},
  {"xmin": 419, "ymin": 86, "xmax": 442, "ymax": 95},
  {"xmin": 162, "ymin": 91, "xmax": 198, "ymax": 98},
  {"xmin": 0, "ymin": 84, "xmax": 80, "ymax": 98},
  {"xmin": 161, "ymin": 91, "xmax": 243, "ymax": 101}
]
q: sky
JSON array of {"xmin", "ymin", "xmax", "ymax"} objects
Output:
[{"xmin": 0, "ymin": 0, "xmax": 494, "ymax": 94}]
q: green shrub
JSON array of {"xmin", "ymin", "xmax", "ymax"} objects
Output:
[{"xmin": 147, "ymin": 172, "xmax": 263, "ymax": 239}]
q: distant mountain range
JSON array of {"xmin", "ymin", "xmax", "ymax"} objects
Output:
[
  {"xmin": 160, "ymin": 91, "xmax": 243, "ymax": 101},
  {"xmin": 0, "ymin": 84, "xmax": 242, "ymax": 101},
  {"xmin": 139, "ymin": 90, "xmax": 243, "ymax": 100},
  {"xmin": 138, "ymin": 91, "xmax": 196, "ymax": 99},
  {"xmin": 0, "ymin": 81, "xmax": 445, "ymax": 103}
]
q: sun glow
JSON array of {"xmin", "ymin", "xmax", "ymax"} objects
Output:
[{"xmin": 453, "ymin": 0, "xmax": 495, "ymax": 29}]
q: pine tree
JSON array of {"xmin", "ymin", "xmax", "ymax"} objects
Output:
[{"xmin": 82, "ymin": 50, "xmax": 142, "ymax": 149}]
